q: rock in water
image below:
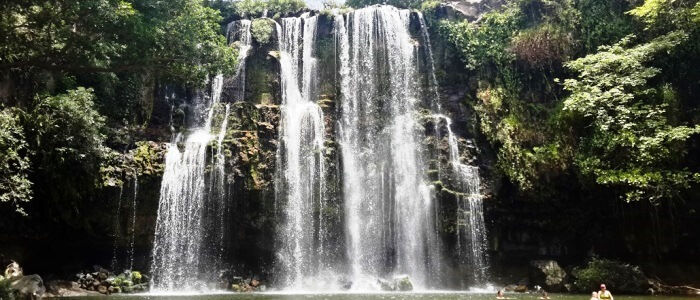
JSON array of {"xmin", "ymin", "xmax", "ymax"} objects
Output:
[
  {"xmin": 394, "ymin": 276, "xmax": 413, "ymax": 291},
  {"xmin": 97, "ymin": 285, "xmax": 109, "ymax": 294},
  {"xmin": 8, "ymin": 274, "xmax": 46, "ymax": 299},
  {"xmin": 46, "ymin": 280, "xmax": 80, "ymax": 295},
  {"xmin": 377, "ymin": 279, "xmax": 393, "ymax": 291},
  {"xmin": 529, "ymin": 260, "xmax": 567, "ymax": 292}
]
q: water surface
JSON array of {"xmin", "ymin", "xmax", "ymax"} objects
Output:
[{"xmin": 55, "ymin": 292, "xmax": 695, "ymax": 300}]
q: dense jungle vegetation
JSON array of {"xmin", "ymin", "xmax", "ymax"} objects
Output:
[
  {"xmin": 0, "ymin": 0, "xmax": 698, "ymax": 284},
  {"xmin": 426, "ymin": 0, "xmax": 700, "ymax": 204}
]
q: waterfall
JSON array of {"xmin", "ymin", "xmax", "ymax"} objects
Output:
[
  {"xmin": 111, "ymin": 185, "xmax": 124, "ymax": 271},
  {"xmin": 435, "ymin": 114, "xmax": 489, "ymax": 284},
  {"xmin": 275, "ymin": 14, "xmax": 329, "ymax": 290},
  {"xmin": 417, "ymin": 12, "xmax": 441, "ymax": 112},
  {"xmin": 150, "ymin": 74, "xmax": 224, "ymax": 291},
  {"xmin": 128, "ymin": 175, "xmax": 139, "ymax": 270},
  {"xmin": 150, "ymin": 18, "xmax": 254, "ymax": 291},
  {"xmin": 335, "ymin": 6, "xmax": 441, "ymax": 289},
  {"xmin": 205, "ymin": 103, "xmax": 230, "ymax": 268},
  {"xmin": 227, "ymin": 20, "xmax": 252, "ymax": 102}
]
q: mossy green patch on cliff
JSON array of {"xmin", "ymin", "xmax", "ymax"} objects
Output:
[{"xmin": 251, "ymin": 19, "xmax": 275, "ymax": 45}]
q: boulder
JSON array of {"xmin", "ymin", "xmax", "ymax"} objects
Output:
[
  {"xmin": 4, "ymin": 261, "xmax": 23, "ymax": 279},
  {"xmin": 530, "ymin": 260, "xmax": 567, "ymax": 292},
  {"xmin": 394, "ymin": 276, "xmax": 413, "ymax": 291},
  {"xmin": 131, "ymin": 271, "xmax": 142, "ymax": 283},
  {"xmin": 377, "ymin": 278, "xmax": 393, "ymax": 291},
  {"xmin": 97, "ymin": 285, "xmax": 109, "ymax": 294},
  {"xmin": 46, "ymin": 280, "xmax": 80, "ymax": 294},
  {"xmin": 8, "ymin": 274, "xmax": 45, "ymax": 299},
  {"xmin": 514, "ymin": 285, "xmax": 528, "ymax": 293}
]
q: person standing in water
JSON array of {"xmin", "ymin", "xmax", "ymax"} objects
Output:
[{"xmin": 599, "ymin": 284, "xmax": 614, "ymax": 300}]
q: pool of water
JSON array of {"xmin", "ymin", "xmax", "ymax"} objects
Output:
[{"xmin": 53, "ymin": 292, "xmax": 696, "ymax": 300}]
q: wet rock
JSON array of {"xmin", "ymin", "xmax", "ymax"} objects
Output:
[
  {"xmin": 504, "ymin": 284, "xmax": 518, "ymax": 292},
  {"xmin": 46, "ymin": 280, "xmax": 80, "ymax": 295},
  {"xmin": 394, "ymin": 276, "xmax": 413, "ymax": 291},
  {"xmin": 514, "ymin": 285, "xmax": 528, "ymax": 293},
  {"xmin": 378, "ymin": 278, "xmax": 393, "ymax": 291},
  {"xmin": 4, "ymin": 261, "xmax": 23, "ymax": 279},
  {"xmin": 564, "ymin": 283, "xmax": 573, "ymax": 292},
  {"xmin": 97, "ymin": 285, "xmax": 109, "ymax": 294},
  {"xmin": 529, "ymin": 260, "xmax": 567, "ymax": 292},
  {"xmin": 8, "ymin": 274, "xmax": 46, "ymax": 299},
  {"xmin": 132, "ymin": 271, "xmax": 143, "ymax": 283}
]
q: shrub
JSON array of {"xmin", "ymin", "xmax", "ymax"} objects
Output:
[
  {"xmin": 573, "ymin": 257, "xmax": 647, "ymax": 293},
  {"xmin": 234, "ymin": 0, "xmax": 306, "ymax": 18},
  {"xmin": 511, "ymin": 23, "xmax": 574, "ymax": 70},
  {"xmin": 0, "ymin": 108, "xmax": 32, "ymax": 216},
  {"xmin": 28, "ymin": 88, "xmax": 107, "ymax": 170},
  {"xmin": 0, "ymin": 278, "xmax": 15, "ymax": 300},
  {"xmin": 345, "ymin": 0, "xmax": 423, "ymax": 9},
  {"xmin": 251, "ymin": 18, "xmax": 275, "ymax": 45}
]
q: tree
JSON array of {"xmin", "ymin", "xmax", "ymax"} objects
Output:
[
  {"xmin": 0, "ymin": 0, "xmax": 237, "ymax": 84},
  {"xmin": 0, "ymin": 108, "xmax": 32, "ymax": 215},
  {"xmin": 562, "ymin": 32, "xmax": 700, "ymax": 202}
]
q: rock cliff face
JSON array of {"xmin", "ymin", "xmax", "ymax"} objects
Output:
[
  {"xmin": 0, "ymin": 6, "xmax": 497, "ymax": 283},
  {"xmin": 194, "ymin": 11, "xmax": 497, "ymax": 282}
]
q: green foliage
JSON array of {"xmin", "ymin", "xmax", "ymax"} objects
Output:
[
  {"xmin": 511, "ymin": 23, "xmax": 574, "ymax": 69},
  {"xmin": 420, "ymin": 0, "xmax": 441, "ymax": 25},
  {"xmin": 131, "ymin": 271, "xmax": 142, "ymax": 283},
  {"xmin": 131, "ymin": 142, "xmax": 165, "ymax": 177},
  {"xmin": 440, "ymin": 5, "xmax": 520, "ymax": 71},
  {"xmin": 28, "ymin": 88, "xmax": 107, "ymax": 170},
  {"xmin": 628, "ymin": 0, "xmax": 700, "ymax": 33},
  {"xmin": 251, "ymin": 19, "xmax": 275, "ymax": 45},
  {"xmin": 0, "ymin": 0, "xmax": 237, "ymax": 85},
  {"xmin": 233, "ymin": 0, "xmax": 307, "ymax": 18},
  {"xmin": 441, "ymin": 0, "xmax": 578, "ymax": 192},
  {"xmin": 573, "ymin": 257, "xmax": 647, "ymax": 293},
  {"xmin": 0, "ymin": 108, "xmax": 32, "ymax": 215},
  {"xmin": 346, "ymin": 0, "xmax": 423, "ymax": 9},
  {"xmin": 0, "ymin": 277, "xmax": 15, "ymax": 300},
  {"xmin": 575, "ymin": 0, "xmax": 634, "ymax": 53},
  {"xmin": 562, "ymin": 32, "xmax": 700, "ymax": 202}
]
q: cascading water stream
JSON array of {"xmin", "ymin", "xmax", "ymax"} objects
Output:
[
  {"xmin": 335, "ymin": 6, "xmax": 441, "ymax": 289},
  {"xmin": 227, "ymin": 20, "xmax": 252, "ymax": 101},
  {"xmin": 111, "ymin": 185, "xmax": 124, "ymax": 271},
  {"xmin": 128, "ymin": 175, "xmax": 139, "ymax": 270},
  {"xmin": 275, "ymin": 14, "xmax": 329, "ymax": 290},
  {"xmin": 150, "ymin": 74, "xmax": 224, "ymax": 292},
  {"xmin": 150, "ymin": 19, "xmax": 253, "ymax": 291},
  {"xmin": 434, "ymin": 114, "xmax": 488, "ymax": 284}
]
